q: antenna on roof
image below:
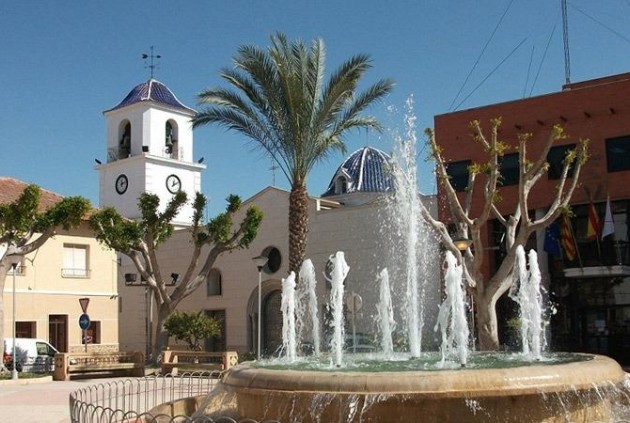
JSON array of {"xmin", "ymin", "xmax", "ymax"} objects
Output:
[
  {"xmin": 142, "ymin": 46, "xmax": 161, "ymax": 79},
  {"xmin": 561, "ymin": 0, "xmax": 571, "ymax": 84}
]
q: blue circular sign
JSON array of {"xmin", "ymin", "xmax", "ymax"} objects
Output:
[{"xmin": 79, "ymin": 313, "xmax": 91, "ymax": 330}]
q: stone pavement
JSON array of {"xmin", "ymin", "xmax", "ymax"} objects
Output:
[{"xmin": 0, "ymin": 376, "xmax": 114, "ymax": 423}]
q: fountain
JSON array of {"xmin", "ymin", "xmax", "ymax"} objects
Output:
[
  {"xmin": 376, "ymin": 268, "xmax": 395, "ymax": 355},
  {"xmin": 190, "ymin": 100, "xmax": 630, "ymax": 422},
  {"xmin": 510, "ymin": 246, "xmax": 545, "ymax": 360},
  {"xmin": 280, "ymin": 272, "xmax": 297, "ymax": 362}
]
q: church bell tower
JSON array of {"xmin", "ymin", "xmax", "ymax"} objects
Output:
[{"xmin": 96, "ymin": 79, "xmax": 205, "ymax": 226}]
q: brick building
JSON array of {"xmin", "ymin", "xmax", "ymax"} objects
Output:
[{"xmin": 434, "ymin": 72, "xmax": 630, "ymax": 364}]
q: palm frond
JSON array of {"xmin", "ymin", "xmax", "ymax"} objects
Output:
[{"xmin": 194, "ymin": 32, "xmax": 394, "ymax": 189}]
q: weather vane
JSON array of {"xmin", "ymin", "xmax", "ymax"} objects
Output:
[{"xmin": 142, "ymin": 46, "xmax": 161, "ymax": 79}]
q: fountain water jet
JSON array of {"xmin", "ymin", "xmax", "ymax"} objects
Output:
[
  {"xmin": 388, "ymin": 97, "xmax": 426, "ymax": 357},
  {"xmin": 434, "ymin": 251, "xmax": 470, "ymax": 366},
  {"xmin": 327, "ymin": 252, "xmax": 350, "ymax": 367},
  {"xmin": 297, "ymin": 259, "xmax": 321, "ymax": 356},
  {"xmin": 511, "ymin": 246, "xmax": 545, "ymax": 359},
  {"xmin": 280, "ymin": 272, "xmax": 297, "ymax": 362},
  {"xmin": 376, "ymin": 268, "xmax": 395, "ymax": 356}
]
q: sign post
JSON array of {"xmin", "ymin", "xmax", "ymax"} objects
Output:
[
  {"xmin": 346, "ymin": 293, "xmax": 363, "ymax": 353},
  {"xmin": 79, "ymin": 298, "xmax": 90, "ymax": 352}
]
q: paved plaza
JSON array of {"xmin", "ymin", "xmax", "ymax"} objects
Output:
[{"xmin": 0, "ymin": 377, "xmax": 114, "ymax": 423}]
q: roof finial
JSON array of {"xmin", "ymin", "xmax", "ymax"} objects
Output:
[{"xmin": 142, "ymin": 46, "xmax": 161, "ymax": 79}]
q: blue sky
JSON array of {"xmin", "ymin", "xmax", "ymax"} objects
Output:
[{"xmin": 2, "ymin": 1, "xmax": 630, "ymax": 216}]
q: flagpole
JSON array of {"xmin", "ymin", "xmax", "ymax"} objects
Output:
[{"xmin": 567, "ymin": 215, "xmax": 583, "ymax": 268}]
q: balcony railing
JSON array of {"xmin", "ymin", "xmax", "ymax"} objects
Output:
[
  {"xmin": 107, "ymin": 146, "xmax": 185, "ymax": 163},
  {"xmin": 61, "ymin": 268, "xmax": 90, "ymax": 278},
  {"xmin": 564, "ymin": 240, "xmax": 630, "ymax": 269}
]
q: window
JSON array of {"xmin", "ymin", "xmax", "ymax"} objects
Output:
[
  {"xmin": 499, "ymin": 153, "xmax": 519, "ymax": 186},
  {"xmin": 204, "ymin": 310, "xmax": 226, "ymax": 352},
  {"xmin": 262, "ymin": 247, "xmax": 282, "ymax": 274},
  {"xmin": 16, "ymin": 321, "xmax": 35, "ymax": 338},
  {"xmin": 63, "ymin": 244, "xmax": 89, "ymax": 278},
  {"xmin": 207, "ymin": 269, "xmax": 222, "ymax": 296},
  {"xmin": 335, "ymin": 176, "xmax": 348, "ymax": 194},
  {"xmin": 36, "ymin": 341, "xmax": 55, "ymax": 357},
  {"xmin": 547, "ymin": 144, "xmax": 576, "ymax": 180},
  {"xmin": 83, "ymin": 321, "xmax": 100, "ymax": 345},
  {"xmin": 606, "ymin": 135, "xmax": 630, "ymax": 172},
  {"xmin": 119, "ymin": 121, "xmax": 131, "ymax": 159},
  {"xmin": 445, "ymin": 160, "xmax": 471, "ymax": 191},
  {"xmin": 165, "ymin": 120, "xmax": 178, "ymax": 158}
]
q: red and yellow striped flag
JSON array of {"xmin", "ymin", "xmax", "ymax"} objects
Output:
[
  {"xmin": 561, "ymin": 215, "xmax": 576, "ymax": 261},
  {"xmin": 586, "ymin": 202, "xmax": 600, "ymax": 240}
]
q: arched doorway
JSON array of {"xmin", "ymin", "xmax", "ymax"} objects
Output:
[
  {"xmin": 263, "ymin": 289, "xmax": 283, "ymax": 355},
  {"xmin": 247, "ymin": 280, "xmax": 282, "ymax": 357}
]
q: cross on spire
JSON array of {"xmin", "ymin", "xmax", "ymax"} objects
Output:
[
  {"xmin": 142, "ymin": 46, "xmax": 161, "ymax": 79},
  {"xmin": 269, "ymin": 160, "xmax": 278, "ymax": 186}
]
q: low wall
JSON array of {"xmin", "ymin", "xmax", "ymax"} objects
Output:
[
  {"xmin": 161, "ymin": 350, "xmax": 238, "ymax": 375},
  {"xmin": 54, "ymin": 351, "xmax": 144, "ymax": 381}
]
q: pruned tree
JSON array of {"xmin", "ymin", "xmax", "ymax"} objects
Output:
[
  {"xmin": 89, "ymin": 191, "xmax": 263, "ymax": 359},
  {"xmin": 0, "ymin": 184, "xmax": 91, "ymax": 364},
  {"xmin": 420, "ymin": 119, "xmax": 588, "ymax": 350},
  {"xmin": 164, "ymin": 310, "xmax": 221, "ymax": 351}
]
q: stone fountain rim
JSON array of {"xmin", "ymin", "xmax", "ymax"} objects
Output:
[{"xmin": 221, "ymin": 353, "xmax": 626, "ymax": 397}]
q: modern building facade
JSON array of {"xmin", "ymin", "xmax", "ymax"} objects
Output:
[
  {"xmin": 1, "ymin": 177, "xmax": 119, "ymax": 353},
  {"xmin": 435, "ymin": 72, "xmax": 630, "ymax": 364}
]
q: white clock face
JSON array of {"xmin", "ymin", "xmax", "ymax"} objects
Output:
[
  {"xmin": 115, "ymin": 174, "xmax": 128, "ymax": 194},
  {"xmin": 166, "ymin": 174, "xmax": 181, "ymax": 194}
]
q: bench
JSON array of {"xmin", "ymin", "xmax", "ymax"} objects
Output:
[
  {"xmin": 160, "ymin": 350, "xmax": 238, "ymax": 376},
  {"xmin": 53, "ymin": 351, "xmax": 145, "ymax": 381}
]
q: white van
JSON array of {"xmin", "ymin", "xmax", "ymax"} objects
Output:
[{"xmin": 4, "ymin": 338, "xmax": 58, "ymax": 373}]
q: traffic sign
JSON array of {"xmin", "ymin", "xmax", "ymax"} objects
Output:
[
  {"xmin": 79, "ymin": 298, "xmax": 90, "ymax": 313},
  {"xmin": 346, "ymin": 292, "xmax": 363, "ymax": 314},
  {"xmin": 79, "ymin": 313, "xmax": 91, "ymax": 330}
]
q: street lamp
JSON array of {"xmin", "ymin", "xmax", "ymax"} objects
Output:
[
  {"xmin": 453, "ymin": 236, "xmax": 472, "ymax": 252},
  {"xmin": 252, "ymin": 255, "xmax": 268, "ymax": 360},
  {"xmin": 10, "ymin": 262, "xmax": 18, "ymax": 380}
]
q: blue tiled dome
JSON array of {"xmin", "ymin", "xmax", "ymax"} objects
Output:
[
  {"xmin": 105, "ymin": 79, "xmax": 195, "ymax": 114},
  {"xmin": 322, "ymin": 147, "xmax": 395, "ymax": 197}
]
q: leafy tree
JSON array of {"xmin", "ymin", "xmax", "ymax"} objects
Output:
[
  {"xmin": 164, "ymin": 311, "xmax": 221, "ymax": 351},
  {"xmin": 193, "ymin": 32, "xmax": 394, "ymax": 272},
  {"xmin": 0, "ymin": 184, "xmax": 91, "ymax": 363},
  {"xmin": 89, "ymin": 192, "xmax": 262, "ymax": 359},
  {"xmin": 420, "ymin": 119, "xmax": 588, "ymax": 350}
]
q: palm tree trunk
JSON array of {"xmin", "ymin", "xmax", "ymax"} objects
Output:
[{"xmin": 288, "ymin": 184, "xmax": 309, "ymax": 273}]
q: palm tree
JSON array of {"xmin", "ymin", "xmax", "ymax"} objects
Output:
[{"xmin": 193, "ymin": 32, "xmax": 394, "ymax": 272}]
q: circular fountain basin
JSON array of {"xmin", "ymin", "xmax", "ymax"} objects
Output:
[{"xmin": 213, "ymin": 353, "xmax": 628, "ymax": 423}]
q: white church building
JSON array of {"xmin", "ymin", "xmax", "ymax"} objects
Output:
[{"xmin": 96, "ymin": 79, "xmax": 439, "ymax": 358}]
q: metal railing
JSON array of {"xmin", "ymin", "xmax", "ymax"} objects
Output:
[
  {"xmin": 565, "ymin": 240, "xmax": 630, "ymax": 268},
  {"xmin": 69, "ymin": 372, "xmax": 278, "ymax": 423}
]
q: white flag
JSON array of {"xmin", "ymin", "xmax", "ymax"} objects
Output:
[{"xmin": 601, "ymin": 196, "xmax": 615, "ymax": 239}]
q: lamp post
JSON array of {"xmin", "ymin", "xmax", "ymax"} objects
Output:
[
  {"xmin": 252, "ymin": 255, "xmax": 268, "ymax": 360},
  {"xmin": 11, "ymin": 262, "xmax": 18, "ymax": 380},
  {"xmin": 453, "ymin": 236, "xmax": 474, "ymax": 350}
]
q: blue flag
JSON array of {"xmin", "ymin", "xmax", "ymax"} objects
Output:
[{"xmin": 544, "ymin": 222, "xmax": 561, "ymax": 256}]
